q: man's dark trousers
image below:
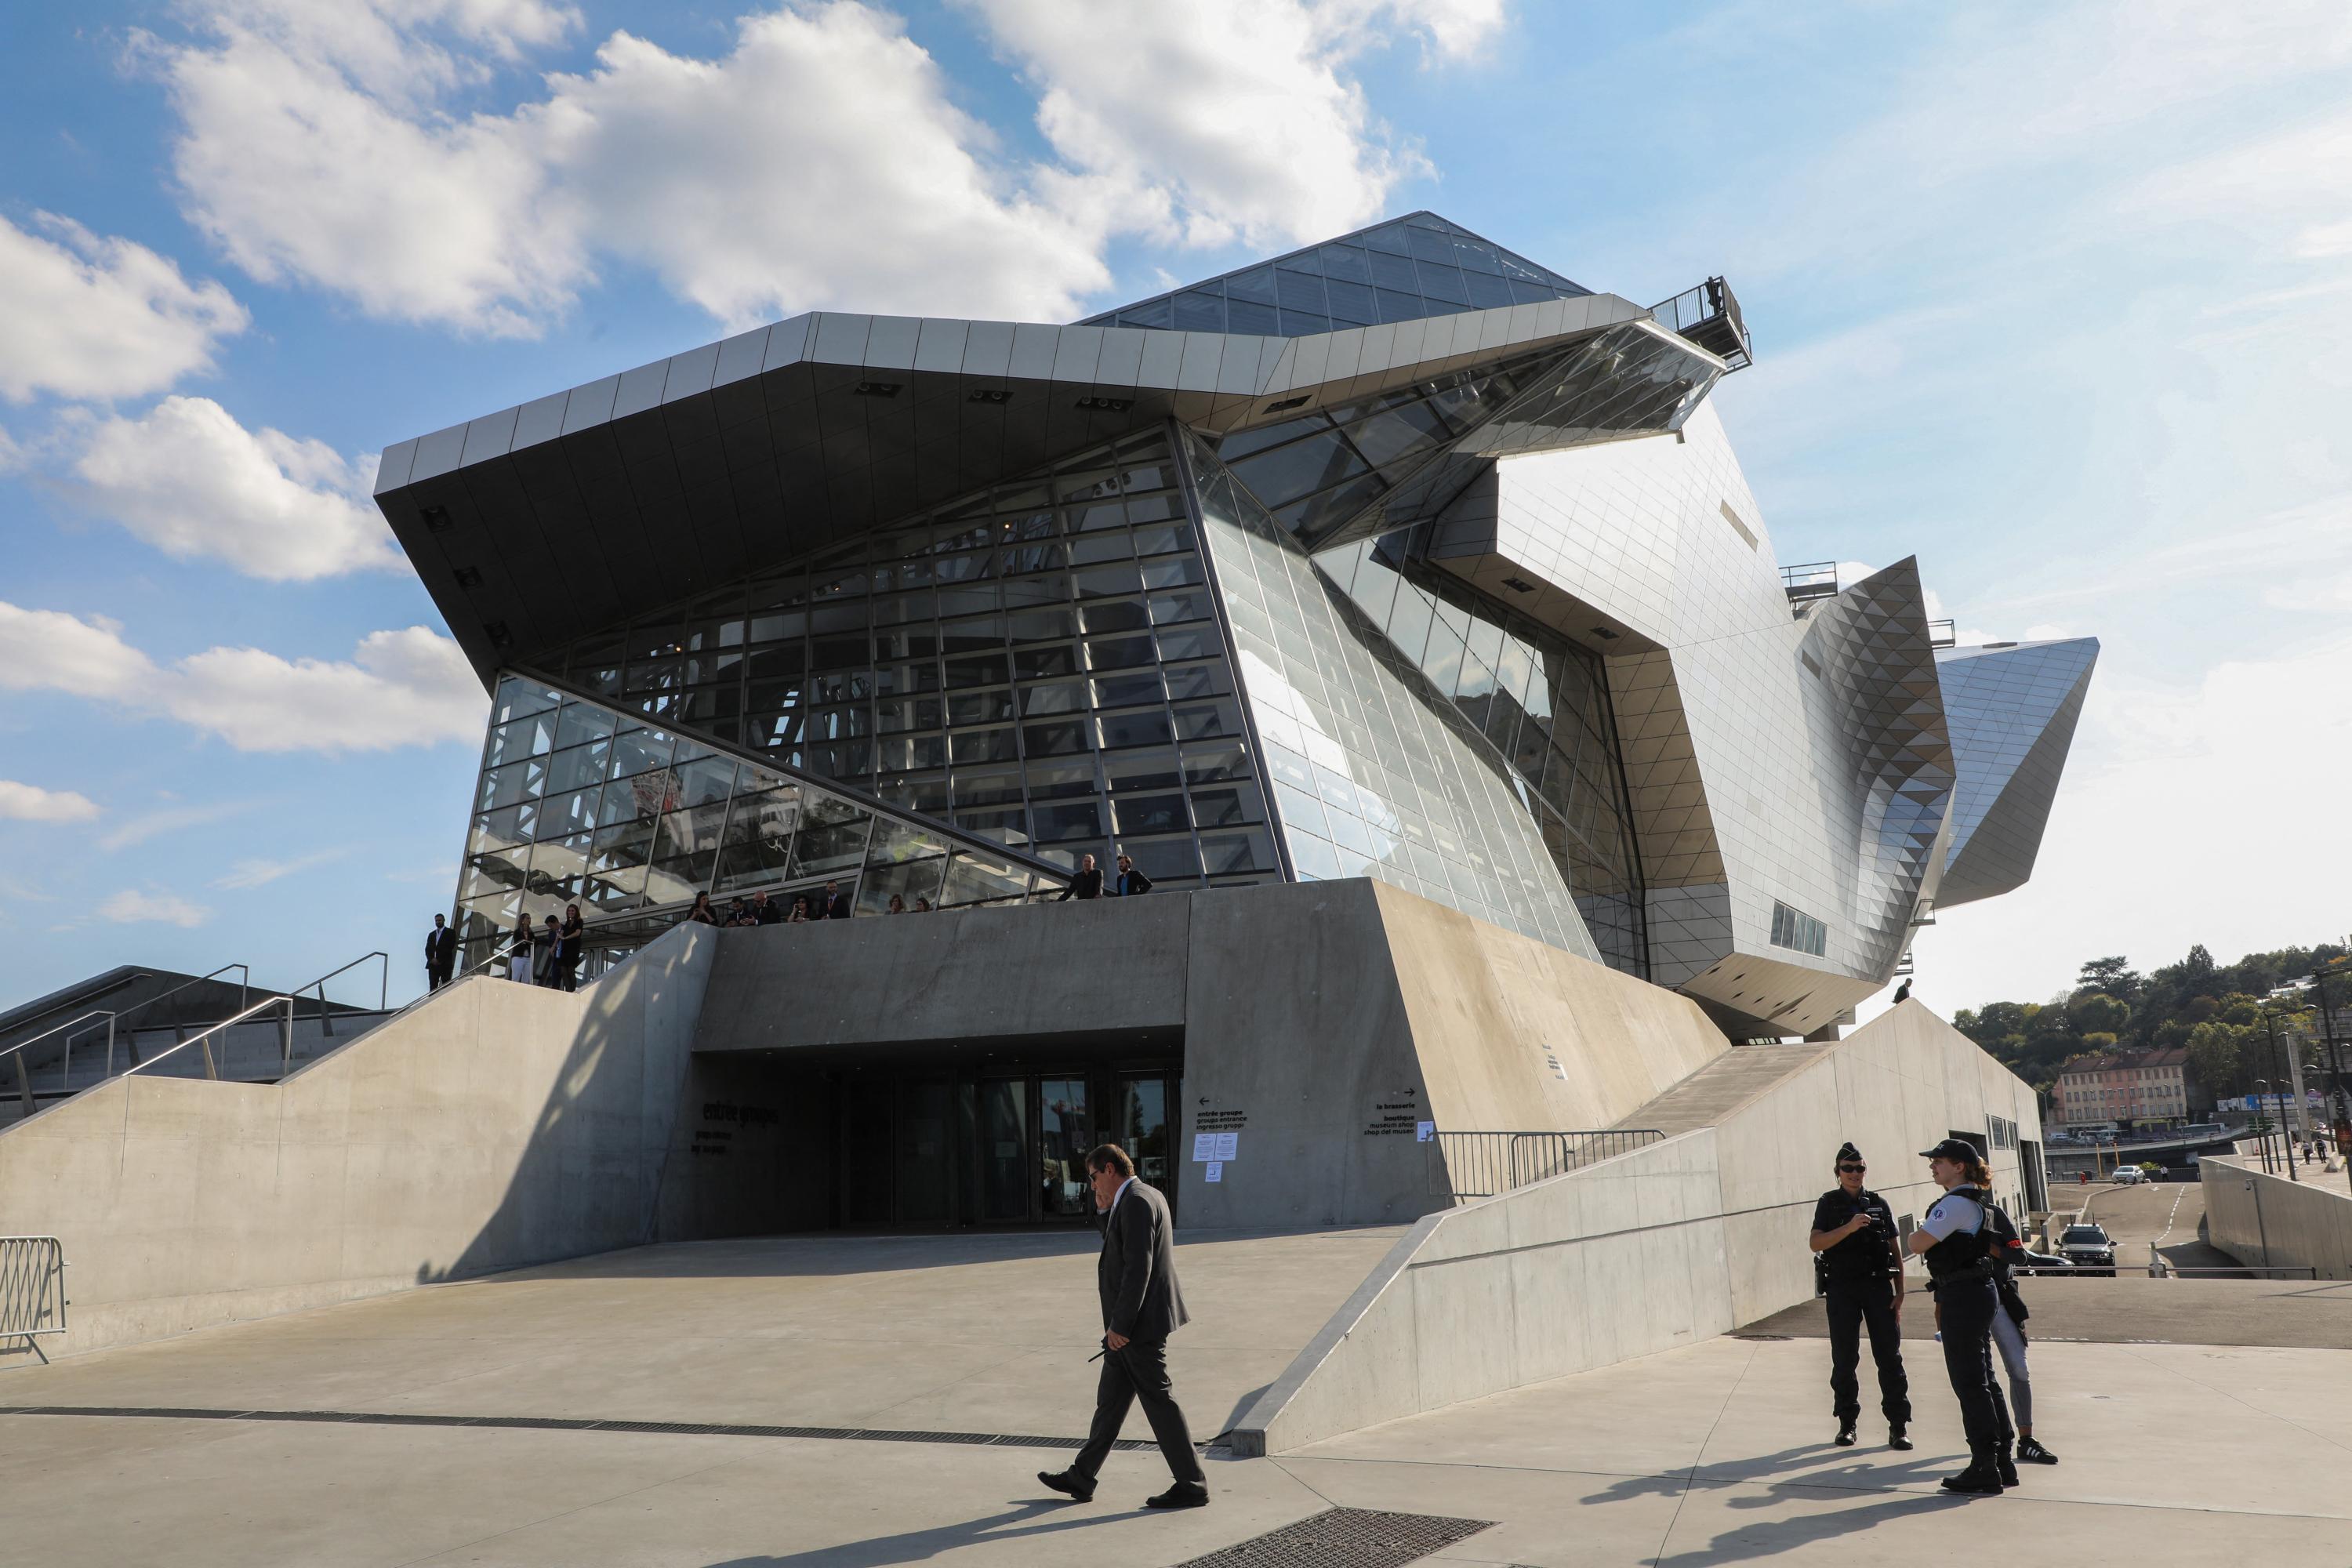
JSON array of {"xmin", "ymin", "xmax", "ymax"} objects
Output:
[
  {"xmin": 1073, "ymin": 1339, "xmax": 1204, "ymax": 1485},
  {"xmin": 1824, "ymin": 1275, "xmax": 1910, "ymax": 1425}
]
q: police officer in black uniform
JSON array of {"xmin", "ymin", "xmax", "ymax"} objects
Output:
[
  {"xmin": 1906, "ymin": 1137, "xmax": 2011, "ymax": 1495},
  {"xmin": 1808, "ymin": 1142, "xmax": 1911, "ymax": 1450}
]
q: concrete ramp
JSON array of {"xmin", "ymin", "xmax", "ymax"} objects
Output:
[
  {"xmin": 1232, "ymin": 1000, "xmax": 2042, "ymax": 1455},
  {"xmin": 1613, "ymin": 1041, "xmax": 1836, "ymax": 1137}
]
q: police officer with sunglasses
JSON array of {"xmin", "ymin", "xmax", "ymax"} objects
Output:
[{"xmin": 1809, "ymin": 1142, "xmax": 1912, "ymax": 1450}]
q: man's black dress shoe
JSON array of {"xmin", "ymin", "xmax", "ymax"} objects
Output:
[
  {"xmin": 1038, "ymin": 1469, "xmax": 1095, "ymax": 1502},
  {"xmin": 1833, "ymin": 1420, "xmax": 1857, "ymax": 1447},
  {"xmin": 1145, "ymin": 1482, "xmax": 1210, "ymax": 1509}
]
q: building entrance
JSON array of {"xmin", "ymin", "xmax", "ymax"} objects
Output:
[{"xmin": 819, "ymin": 1054, "xmax": 1180, "ymax": 1229}]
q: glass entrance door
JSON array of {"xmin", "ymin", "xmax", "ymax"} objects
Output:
[
  {"xmin": 978, "ymin": 1078, "xmax": 1029, "ymax": 1221},
  {"xmin": 1120, "ymin": 1074, "xmax": 1174, "ymax": 1190},
  {"xmin": 1038, "ymin": 1077, "xmax": 1094, "ymax": 1218}
]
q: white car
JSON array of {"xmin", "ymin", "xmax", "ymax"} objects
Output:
[{"xmin": 2110, "ymin": 1166, "xmax": 2145, "ymax": 1185}]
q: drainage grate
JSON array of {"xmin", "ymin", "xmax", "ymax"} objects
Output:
[
  {"xmin": 1170, "ymin": 1508, "xmax": 1494, "ymax": 1567},
  {"xmin": 0, "ymin": 1406, "xmax": 1224, "ymax": 1455},
  {"xmin": 1733, "ymin": 1332, "xmax": 1795, "ymax": 1341}
]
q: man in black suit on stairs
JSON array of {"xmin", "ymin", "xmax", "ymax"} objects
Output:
[
  {"xmin": 424, "ymin": 913, "xmax": 458, "ymax": 991},
  {"xmin": 1039, "ymin": 1143, "xmax": 1208, "ymax": 1509}
]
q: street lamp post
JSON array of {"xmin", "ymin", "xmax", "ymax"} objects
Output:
[
  {"xmin": 2311, "ymin": 967, "xmax": 2352, "ymax": 1192},
  {"xmin": 2253, "ymin": 1080, "xmax": 2275, "ymax": 1174},
  {"xmin": 2259, "ymin": 1007, "xmax": 2307, "ymax": 1181}
]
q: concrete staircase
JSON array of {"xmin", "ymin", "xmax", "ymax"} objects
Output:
[
  {"xmin": 1614, "ymin": 1042, "xmax": 1837, "ymax": 1138},
  {"xmin": 0, "ymin": 1011, "xmax": 395, "ymax": 1130}
]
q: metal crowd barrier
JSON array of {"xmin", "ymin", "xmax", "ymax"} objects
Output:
[
  {"xmin": 0, "ymin": 1236, "xmax": 67, "ymax": 1364},
  {"xmin": 1427, "ymin": 1129, "xmax": 1667, "ymax": 1201}
]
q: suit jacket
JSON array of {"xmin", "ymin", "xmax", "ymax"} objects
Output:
[
  {"xmin": 1115, "ymin": 869, "xmax": 1153, "ymax": 896},
  {"xmin": 1060, "ymin": 868, "xmax": 1105, "ymax": 901},
  {"xmin": 425, "ymin": 926, "xmax": 458, "ymax": 968},
  {"xmin": 1098, "ymin": 1180, "xmax": 1189, "ymax": 1342},
  {"xmin": 822, "ymin": 894, "xmax": 853, "ymax": 920}
]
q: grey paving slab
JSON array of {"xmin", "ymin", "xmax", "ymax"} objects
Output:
[{"xmin": 2, "ymin": 1229, "xmax": 1406, "ymax": 1441}]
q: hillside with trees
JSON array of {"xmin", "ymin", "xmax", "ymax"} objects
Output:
[{"xmin": 1951, "ymin": 941, "xmax": 2352, "ymax": 1105}]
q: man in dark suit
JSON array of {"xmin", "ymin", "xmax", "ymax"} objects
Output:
[
  {"xmin": 1112, "ymin": 852, "xmax": 1152, "ymax": 897},
  {"xmin": 819, "ymin": 881, "xmax": 852, "ymax": 920},
  {"xmin": 1039, "ymin": 1144, "xmax": 1207, "ymax": 1509},
  {"xmin": 424, "ymin": 913, "xmax": 458, "ymax": 991},
  {"xmin": 1057, "ymin": 853, "xmax": 1105, "ymax": 901}
]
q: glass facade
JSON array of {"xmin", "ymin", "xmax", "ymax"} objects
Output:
[
  {"xmin": 1082, "ymin": 212, "xmax": 1591, "ymax": 337},
  {"xmin": 1184, "ymin": 433, "xmax": 1644, "ymax": 971},
  {"xmin": 453, "ymin": 675, "xmax": 1055, "ymax": 971},
  {"xmin": 535, "ymin": 426, "xmax": 1279, "ymax": 894}
]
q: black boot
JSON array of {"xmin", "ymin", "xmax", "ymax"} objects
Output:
[
  {"xmin": 1939, "ymin": 1455, "xmax": 2004, "ymax": 1496},
  {"xmin": 1995, "ymin": 1444, "xmax": 2020, "ymax": 1487},
  {"xmin": 1888, "ymin": 1423, "xmax": 1913, "ymax": 1451},
  {"xmin": 1834, "ymin": 1418, "xmax": 1857, "ymax": 1447}
]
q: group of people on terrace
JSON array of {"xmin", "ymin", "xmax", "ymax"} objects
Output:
[{"xmin": 424, "ymin": 848, "xmax": 1162, "ymax": 999}]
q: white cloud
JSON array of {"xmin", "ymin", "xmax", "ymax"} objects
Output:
[
  {"xmin": 148, "ymin": 0, "xmax": 1476, "ymax": 333},
  {"xmin": 0, "ymin": 601, "xmax": 485, "ymax": 753},
  {"xmin": 0, "ymin": 780, "xmax": 100, "ymax": 823},
  {"xmin": 0, "ymin": 212, "xmax": 249, "ymax": 403},
  {"xmin": 98, "ymin": 887, "xmax": 215, "ymax": 928},
  {"xmin": 97, "ymin": 799, "xmax": 254, "ymax": 852},
  {"xmin": 69, "ymin": 396, "xmax": 398, "ymax": 581},
  {"xmin": 975, "ymin": 0, "xmax": 1471, "ymax": 251},
  {"xmin": 214, "ymin": 846, "xmax": 347, "ymax": 888}
]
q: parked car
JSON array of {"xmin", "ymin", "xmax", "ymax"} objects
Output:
[
  {"xmin": 2111, "ymin": 1166, "xmax": 2145, "ymax": 1185},
  {"xmin": 2014, "ymin": 1249, "xmax": 2074, "ymax": 1274},
  {"xmin": 2059, "ymin": 1223, "xmax": 2117, "ymax": 1275}
]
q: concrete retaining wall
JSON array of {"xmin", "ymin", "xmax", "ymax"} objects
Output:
[
  {"xmin": 691, "ymin": 879, "xmax": 1734, "ymax": 1229},
  {"xmin": 0, "ymin": 925, "xmax": 714, "ymax": 1363},
  {"xmin": 1233, "ymin": 998, "xmax": 2042, "ymax": 1454},
  {"xmin": 2201, "ymin": 1155, "xmax": 2352, "ymax": 1279}
]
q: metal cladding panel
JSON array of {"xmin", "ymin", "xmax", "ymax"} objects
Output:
[
  {"xmin": 1181, "ymin": 430, "xmax": 1605, "ymax": 961},
  {"xmin": 1934, "ymin": 637, "xmax": 2099, "ymax": 907},
  {"xmin": 378, "ymin": 299, "xmax": 1662, "ymax": 691},
  {"xmin": 1416, "ymin": 408, "xmax": 1968, "ymax": 1034},
  {"xmin": 1795, "ymin": 557, "xmax": 1955, "ymax": 985}
]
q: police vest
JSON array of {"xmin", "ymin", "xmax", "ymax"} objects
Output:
[{"xmin": 1924, "ymin": 1185, "xmax": 1994, "ymax": 1284}]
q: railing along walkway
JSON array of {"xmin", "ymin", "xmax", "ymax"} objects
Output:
[
  {"xmin": 0, "ymin": 1236, "xmax": 67, "ymax": 1363},
  {"xmin": 1427, "ymin": 1128, "xmax": 1667, "ymax": 1202}
]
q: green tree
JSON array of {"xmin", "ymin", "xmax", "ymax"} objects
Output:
[
  {"xmin": 2078, "ymin": 956, "xmax": 2142, "ymax": 1000},
  {"xmin": 2071, "ymin": 992, "xmax": 2131, "ymax": 1034}
]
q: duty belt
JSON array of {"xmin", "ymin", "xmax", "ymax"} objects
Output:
[{"xmin": 1929, "ymin": 1258, "xmax": 1995, "ymax": 1287}]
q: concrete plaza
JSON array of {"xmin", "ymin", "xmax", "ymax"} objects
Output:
[{"xmin": 7, "ymin": 1231, "xmax": 2350, "ymax": 1566}]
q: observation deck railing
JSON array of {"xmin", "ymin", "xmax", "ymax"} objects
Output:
[{"xmin": 1426, "ymin": 1128, "xmax": 1667, "ymax": 1203}]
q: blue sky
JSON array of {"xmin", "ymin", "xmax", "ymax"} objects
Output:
[{"xmin": 2, "ymin": 0, "xmax": 2347, "ymax": 1015}]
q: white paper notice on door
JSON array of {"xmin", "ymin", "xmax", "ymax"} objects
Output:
[
  {"xmin": 1204, "ymin": 1162, "xmax": 1224, "ymax": 1182},
  {"xmin": 1192, "ymin": 1132, "xmax": 1217, "ymax": 1163},
  {"xmin": 1212, "ymin": 1131, "xmax": 1239, "ymax": 1161}
]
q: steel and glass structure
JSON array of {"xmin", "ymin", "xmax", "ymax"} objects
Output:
[{"xmin": 380, "ymin": 212, "xmax": 2095, "ymax": 1035}]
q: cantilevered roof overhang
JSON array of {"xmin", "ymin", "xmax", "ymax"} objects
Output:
[{"xmin": 374, "ymin": 292, "xmax": 1713, "ymax": 689}]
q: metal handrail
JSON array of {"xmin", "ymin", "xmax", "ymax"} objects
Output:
[
  {"xmin": 1426, "ymin": 1128, "xmax": 1668, "ymax": 1201},
  {"xmin": 119, "ymin": 993, "xmax": 299, "ymax": 1084},
  {"xmin": 283, "ymin": 951, "xmax": 389, "ymax": 1041},
  {"xmin": 117, "ymin": 962, "xmax": 251, "ymax": 1047},
  {"xmin": 2, "ymin": 1010, "xmax": 116, "ymax": 1115}
]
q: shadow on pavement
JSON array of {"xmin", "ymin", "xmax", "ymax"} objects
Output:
[{"xmin": 703, "ymin": 1497, "xmax": 1135, "ymax": 1566}]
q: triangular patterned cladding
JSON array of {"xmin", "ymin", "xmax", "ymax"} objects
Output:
[
  {"xmin": 1934, "ymin": 637, "xmax": 2099, "ymax": 907},
  {"xmin": 1177, "ymin": 428, "xmax": 1610, "ymax": 964},
  {"xmin": 1798, "ymin": 558, "xmax": 1955, "ymax": 982},
  {"xmin": 1604, "ymin": 648, "xmax": 1726, "ymax": 901},
  {"xmin": 1080, "ymin": 211, "xmax": 1590, "ymax": 337}
]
